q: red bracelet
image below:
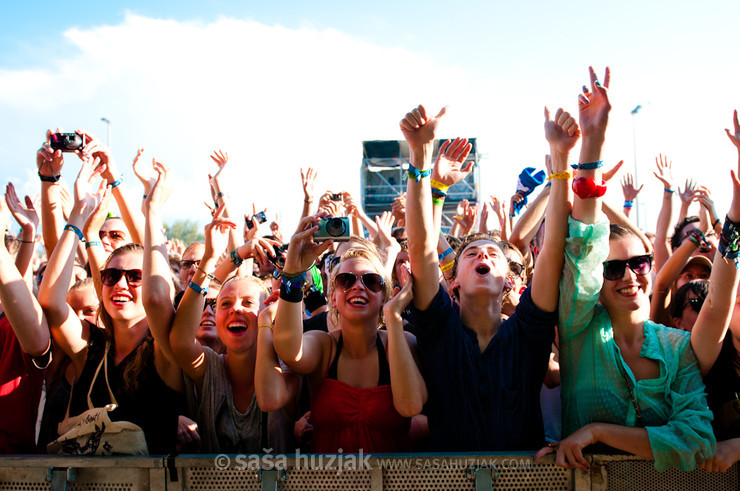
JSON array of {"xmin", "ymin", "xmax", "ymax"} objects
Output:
[{"xmin": 572, "ymin": 177, "xmax": 607, "ymax": 199}]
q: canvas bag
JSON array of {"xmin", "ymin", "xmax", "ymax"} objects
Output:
[{"xmin": 47, "ymin": 343, "xmax": 149, "ymax": 455}]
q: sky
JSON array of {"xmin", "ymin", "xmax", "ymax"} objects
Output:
[{"xmin": 1, "ymin": 0, "xmax": 739, "ymax": 236}]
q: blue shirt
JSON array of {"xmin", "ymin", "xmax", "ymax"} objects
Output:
[{"xmin": 408, "ymin": 285, "xmax": 556, "ymax": 451}]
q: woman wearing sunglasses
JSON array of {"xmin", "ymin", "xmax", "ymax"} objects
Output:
[
  {"xmin": 273, "ymin": 215, "xmax": 427, "ymax": 452},
  {"xmin": 537, "ymin": 68, "xmax": 731, "ymax": 472},
  {"xmin": 38, "ymin": 157, "xmax": 185, "ymax": 454}
]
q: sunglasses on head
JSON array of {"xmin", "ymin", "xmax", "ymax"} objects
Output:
[
  {"xmin": 603, "ymin": 254, "xmax": 653, "ymax": 281},
  {"xmin": 203, "ymin": 298, "xmax": 217, "ymax": 312},
  {"xmin": 682, "ymin": 297, "xmax": 704, "ymax": 314},
  {"xmin": 100, "ymin": 268, "xmax": 143, "ymax": 287},
  {"xmin": 181, "ymin": 259, "xmax": 201, "ymax": 269},
  {"xmin": 508, "ymin": 260, "xmax": 525, "ymax": 276},
  {"xmin": 334, "ymin": 272, "xmax": 384, "ymax": 293}
]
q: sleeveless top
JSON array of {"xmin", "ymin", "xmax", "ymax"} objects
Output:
[
  {"xmin": 68, "ymin": 327, "xmax": 184, "ymax": 454},
  {"xmin": 310, "ymin": 333, "xmax": 410, "ymax": 453}
]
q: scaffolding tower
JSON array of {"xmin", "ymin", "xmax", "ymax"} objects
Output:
[{"xmin": 361, "ymin": 139, "xmax": 479, "ymax": 230}]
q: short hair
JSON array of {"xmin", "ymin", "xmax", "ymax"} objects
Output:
[
  {"xmin": 670, "ymin": 279, "xmax": 710, "ymax": 319},
  {"xmin": 70, "ymin": 277, "xmax": 94, "ymax": 292},
  {"xmin": 450, "ymin": 233, "xmax": 502, "ymax": 279},
  {"xmin": 670, "ymin": 216, "xmax": 700, "ymax": 251}
]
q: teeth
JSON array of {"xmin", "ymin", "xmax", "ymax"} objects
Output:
[
  {"xmin": 112, "ymin": 296, "xmax": 130, "ymax": 302},
  {"xmin": 618, "ymin": 287, "xmax": 638, "ymax": 294},
  {"xmin": 201, "ymin": 321, "xmax": 215, "ymax": 326},
  {"xmin": 349, "ymin": 298, "xmax": 367, "ymax": 305},
  {"xmin": 228, "ymin": 322, "xmax": 248, "ymax": 328}
]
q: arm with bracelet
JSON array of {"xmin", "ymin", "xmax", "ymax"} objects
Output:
[
  {"xmin": 4, "ymin": 182, "xmax": 39, "ymax": 281},
  {"xmin": 620, "ymin": 172, "xmax": 642, "ymax": 219},
  {"xmin": 208, "ymin": 150, "xmax": 243, "ymax": 268},
  {"xmin": 677, "ymin": 178, "xmax": 698, "ymax": 226},
  {"xmin": 652, "ymin": 154, "xmax": 677, "ymax": 272},
  {"xmin": 649, "ymin": 234, "xmax": 701, "ymax": 326},
  {"xmin": 255, "ymin": 300, "xmax": 300, "ymax": 411},
  {"xmin": 37, "ymin": 129, "xmax": 67, "ymax": 257}
]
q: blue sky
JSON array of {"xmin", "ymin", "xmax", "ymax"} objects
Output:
[{"xmin": 2, "ymin": 1, "xmax": 739, "ymax": 233}]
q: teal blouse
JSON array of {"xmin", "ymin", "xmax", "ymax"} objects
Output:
[{"xmin": 558, "ymin": 216, "xmax": 715, "ymax": 471}]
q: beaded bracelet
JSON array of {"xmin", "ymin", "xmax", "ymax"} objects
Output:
[
  {"xmin": 664, "ymin": 188, "xmax": 675, "ymax": 194},
  {"xmin": 63, "ymin": 224, "xmax": 85, "ymax": 242},
  {"xmin": 407, "ymin": 164, "xmax": 431, "ymax": 183},
  {"xmin": 230, "ymin": 248, "xmax": 244, "ymax": 266}
]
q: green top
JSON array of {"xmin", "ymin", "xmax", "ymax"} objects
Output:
[{"xmin": 558, "ymin": 216, "xmax": 715, "ymax": 472}]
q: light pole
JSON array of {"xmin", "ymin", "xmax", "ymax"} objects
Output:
[
  {"xmin": 100, "ymin": 117, "xmax": 111, "ymax": 148},
  {"xmin": 631, "ymin": 105, "xmax": 642, "ymax": 228}
]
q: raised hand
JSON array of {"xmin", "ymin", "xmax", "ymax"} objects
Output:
[
  {"xmin": 144, "ymin": 160, "xmax": 173, "ymax": 215},
  {"xmin": 391, "ymin": 193, "xmax": 406, "ymax": 224},
  {"xmin": 75, "ymin": 130, "xmax": 117, "ymax": 183},
  {"xmin": 577, "ymin": 66, "xmax": 611, "ymax": 139},
  {"xmin": 209, "ymin": 149, "xmax": 229, "ymax": 190},
  {"xmin": 73, "ymin": 154, "xmax": 107, "ymax": 216},
  {"xmin": 621, "ymin": 173, "xmax": 643, "ymax": 201},
  {"xmin": 343, "ymin": 191, "xmax": 358, "ymax": 216},
  {"xmin": 132, "ymin": 149, "xmax": 156, "ymax": 195},
  {"xmin": 431, "ymin": 137, "xmax": 474, "ymax": 187},
  {"xmin": 301, "ymin": 168, "xmax": 317, "ymax": 203},
  {"xmin": 678, "ymin": 178, "xmax": 699, "ymax": 206},
  {"xmin": 695, "ymin": 186, "xmax": 718, "ymax": 221},
  {"xmin": 399, "ymin": 105, "xmax": 447, "ymax": 151},
  {"xmin": 454, "ymin": 200, "xmax": 477, "ymax": 235},
  {"xmin": 602, "ymin": 160, "xmax": 624, "ymax": 183},
  {"xmin": 653, "ymin": 154, "xmax": 675, "ymax": 190},
  {"xmin": 373, "ymin": 210, "xmax": 397, "ymax": 249},
  {"xmin": 37, "ymin": 129, "xmax": 66, "ymax": 177},
  {"xmin": 544, "ymin": 107, "xmax": 580, "ymax": 155},
  {"xmin": 383, "ymin": 269, "xmax": 413, "ymax": 322},
  {"xmin": 203, "ymin": 205, "xmax": 235, "ymax": 260},
  {"xmin": 725, "ymin": 109, "xmax": 740, "ymax": 152},
  {"xmin": 5, "ymin": 183, "xmax": 39, "ymax": 232}
]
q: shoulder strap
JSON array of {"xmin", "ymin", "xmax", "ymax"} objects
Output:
[
  {"xmin": 376, "ymin": 333, "xmax": 391, "ymax": 386},
  {"xmin": 326, "ymin": 334, "xmax": 343, "ymax": 380},
  {"xmin": 87, "ymin": 342, "xmax": 118, "ymax": 409}
]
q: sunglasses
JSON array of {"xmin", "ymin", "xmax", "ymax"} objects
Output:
[
  {"xmin": 508, "ymin": 260, "xmax": 525, "ymax": 276},
  {"xmin": 100, "ymin": 268, "xmax": 143, "ymax": 287},
  {"xmin": 328, "ymin": 255, "xmax": 341, "ymax": 272},
  {"xmin": 682, "ymin": 297, "xmax": 704, "ymax": 314},
  {"xmin": 203, "ymin": 298, "xmax": 217, "ymax": 312},
  {"xmin": 334, "ymin": 272, "xmax": 384, "ymax": 293},
  {"xmin": 99, "ymin": 230, "xmax": 127, "ymax": 241},
  {"xmin": 181, "ymin": 259, "xmax": 201, "ymax": 269},
  {"xmin": 603, "ymin": 254, "xmax": 653, "ymax": 281}
]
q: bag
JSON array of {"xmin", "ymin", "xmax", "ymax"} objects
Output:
[{"xmin": 47, "ymin": 343, "xmax": 149, "ymax": 455}]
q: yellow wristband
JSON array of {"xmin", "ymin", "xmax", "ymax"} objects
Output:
[
  {"xmin": 259, "ymin": 325, "xmax": 273, "ymax": 331},
  {"xmin": 547, "ymin": 171, "xmax": 572, "ymax": 180},
  {"xmin": 440, "ymin": 261, "xmax": 455, "ymax": 273},
  {"xmin": 430, "ymin": 179, "xmax": 450, "ymax": 193}
]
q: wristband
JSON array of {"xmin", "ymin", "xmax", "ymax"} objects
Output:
[
  {"xmin": 572, "ymin": 177, "xmax": 607, "ymax": 199},
  {"xmin": 439, "ymin": 247, "xmax": 454, "ymax": 261},
  {"xmin": 546, "ymin": 171, "xmax": 572, "ymax": 180},
  {"xmin": 407, "ymin": 164, "xmax": 431, "ymax": 183},
  {"xmin": 570, "ymin": 161, "xmax": 604, "ymax": 170},
  {"xmin": 85, "ymin": 240, "xmax": 102, "ymax": 249},
  {"xmin": 215, "ymin": 191, "xmax": 225, "ymax": 201},
  {"xmin": 719, "ymin": 216, "xmax": 740, "ymax": 266},
  {"xmin": 279, "ymin": 281, "xmax": 304, "ymax": 302},
  {"xmin": 281, "ymin": 271, "xmax": 307, "ymax": 286},
  {"xmin": 19, "ymin": 239, "xmax": 34, "ymax": 244},
  {"xmin": 110, "ymin": 176, "xmax": 123, "ymax": 189},
  {"xmin": 440, "ymin": 261, "xmax": 455, "ymax": 273},
  {"xmin": 713, "ymin": 218, "xmax": 721, "ymax": 229},
  {"xmin": 142, "ymin": 194, "xmax": 147, "ymax": 199},
  {"xmin": 623, "ymin": 200, "xmax": 634, "ymax": 209},
  {"xmin": 664, "ymin": 188, "xmax": 675, "ymax": 194},
  {"xmin": 188, "ymin": 280, "xmax": 208, "ymax": 297},
  {"xmin": 430, "ymin": 179, "xmax": 450, "ymax": 193},
  {"xmin": 38, "ymin": 171, "xmax": 61, "ymax": 183},
  {"xmin": 196, "ymin": 266, "xmax": 222, "ymax": 285},
  {"xmin": 230, "ymin": 248, "xmax": 244, "ymax": 266},
  {"xmin": 432, "ymin": 196, "xmax": 445, "ymax": 207},
  {"xmin": 63, "ymin": 224, "xmax": 85, "ymax": 242},
  {"xmin": 259, "ymin": 325, "xmax": 274, "ymax": 331}
]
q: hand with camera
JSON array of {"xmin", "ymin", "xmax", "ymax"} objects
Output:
[
  {"xmin": 74, "ymin": 130, "xmax": 117, "ymax": 184},
  {"xmin": 283, "ymin": 215, "xmax": 335, "ymax": 276},
  {"xmin": 37, "ymin": 129, "xmax": 68, "ymax": 179}
]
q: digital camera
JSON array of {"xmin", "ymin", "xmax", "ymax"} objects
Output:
[
  {"xmin": 270, "ymin": 244, "xmax": 288, "ymax": 270},
  {"xmin": 330, "ymin": 193, "xmax": 343, "ymax": 201},
  {"xmin": 246, "ymin": 211, "xmax": 267, "ymax": 230},
  {"xmin": 314, "ymin": 217, "xmax": 350, "ymax": 242},
  {"xmin": 50, "ymin": 133, "xmax": 85, "ymax": 152}
]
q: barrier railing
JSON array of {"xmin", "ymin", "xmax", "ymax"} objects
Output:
[{"xmin": 0, "ymin": 454, "xmax": 737, "ymax": 490}]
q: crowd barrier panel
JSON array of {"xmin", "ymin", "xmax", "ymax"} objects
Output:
[{"xmin": 0, "ymin": 453, "xmax": 737, "ymax": 490}]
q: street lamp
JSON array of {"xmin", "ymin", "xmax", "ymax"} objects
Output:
[
  {"xmin": 100, "ymin": 117, "xmax": 111, "ymax": 148},
  {"xmin": 631, "ymin": 105, "xmax": 642, "ymax": 228}
]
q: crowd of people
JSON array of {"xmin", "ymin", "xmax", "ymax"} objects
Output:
[{"xmin": 2, "ymin": 66, "xmax": 740, "ymax": 474}]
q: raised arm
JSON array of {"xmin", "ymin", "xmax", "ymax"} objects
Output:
[
  {"xmin": 5, "ymin": 183, "xmax": 39, "ymax": 280},
  {"xmin": 300, "ymin": 168, "xmax": 317, "ymax": 220},
  {"xmin": 209, "ymin": 150, "xmax": 241, "ymax": 254},
  {"xmin": 255, "ymin": 299, "xmax": 300, "ymax": 411},
  {"xmin": 620, "ymin": 173, "xmax": 642, "ymax": 219},
  {"xmin": 37, "ymin": 130, "xmax": 66, "ymax": 256},
  {"xmin": 677, "ymin": 178, "xmax": 698, "ymax": 226},
  {"xmin": 38, "ymin": 155, "xmax": 105, "ymax": 373},
  {"xmin": 653, "ymin": 155, "xmax": 676, "ymax": 271},
  {"xmin": 691, "ymin": 111, "xmax": 740, "ymax": 375},
  {"xmin": 383, "ymin": 272, "xmax": 427, "ymax": 417},
  {"xmin": 82, "ymin": 189, "xmax": 113, "ymax": 296}
]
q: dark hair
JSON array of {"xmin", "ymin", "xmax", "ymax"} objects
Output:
[
  {"xmin": 391, "ymin": 227, "xmax": 406, "ymax": 241},
  {"xmin": 97, "ymin": 243, "xmax": 150, "ymax": 394},
  {"xmin": 609, "ymin": 224, "xmax": 650, "ymax": 253},
  {"xmin": 670, "ymin": 216, "xmax": 700, "ymax": 251},
  {"xmin": 498, "ymin": 240, "xmax": 529, "ymax": 284},
  {"xmin": 450, "ymin": 232, "xmax": 502, "ymax": 279},
  {"xmin": 669, "ymin": 279, "xmax": 710, "ymax": 319}
]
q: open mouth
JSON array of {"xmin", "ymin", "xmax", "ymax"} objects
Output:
[
  {"xmin": 475, "ymin": 265, "xmax": 490, "ymax": 275},
  {"xmin": 110, "ymin": 295, "xmax": 131, "ymax": 305},
  {"xmin": 618, "ymin": 286, "xmax": 639, "ymax": 296},
  {"xmin": 226, "ymin": 321, "xmax": 248, "ymax": 333},
  {"xmin": 348, "ymin": 297, "xmax": 368, "ymax": 306}
]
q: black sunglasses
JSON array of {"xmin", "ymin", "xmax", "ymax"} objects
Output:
[
  {"xmin": 100, "ymin": 268, "xmax": 143, "ymax": 287},
  {"xmin": 508, "ymin": 260, "xmax": 525, "ymax": 276},
  {"xmin": 334, "ymin": 272, "xmax": 384, "ymax": 293},
  {"xmin": 682, "ymin": 297, "xmax": 704, "ymax": 314},
  {"xmin": 603, "ymin": 254, "xmax": 653, "ymax": 281},
  {"xmin": 203, "ymin": 298, "xmax": 217, "ymax": 312},
  {"xmin": 181, "ymin": 259, "xmax": 201, "ymax": 269},
  {"xmin": 328, "ymin": 255, "xmax": 341, "ymax": 272}
]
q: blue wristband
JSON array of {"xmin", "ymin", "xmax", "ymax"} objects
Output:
[
  {"xmin": 407, "ymin": 164, "xmax": 431, "ymax": 183},
  {"xmin": 439, "ymin": 247, "xmax": 454, "ymax": 261},
  {"xmin": 624, "ymin": 200, "xmax": 634, "ymax": 208},
  {"xmin": 63, "ymin": 224, "xmax": 85, "ymax": 242},
  {"xmin": 188, "ymin": 281, "xmax": 208, "ymax": 297},
  {"xmin": 110, "ymin": 176, "xmax": 123, "ymax": 189},
  {"xmin": 230, "ymin": 249, "xmax": 244, "ymax": 266},
  {"xmin": 664, "ymin": 188, "xmax": 675, "ymax": 194},
  {"xmin": 571, "ymin": 161, "xmax": 604, "ymax": 170}
]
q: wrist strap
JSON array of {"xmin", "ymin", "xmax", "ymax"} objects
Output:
[
  {"xmin": 230, "ymin": 248, "xmax": 244, "ymax": 266},
  {"xmin": 664, "ymin": 188, "xmax": 675, "ymax": 194},
  {"xmin": 196, "ymin": 266, "xmax": 222, "ymax": 285},
  {"xmin": 188, "ymin": 280, "xmax": 208, "ymax": 297},
  {"xmin": 279, "ymin": 280, "xmax": 304, "ymax": 302},
  {"xmin": 571, "ymin": 161, "xmax": 604, "ymax": 170},
  {"xmin": 85, "ymin": 240, "xmax": 102, "ymax": 249},
  {"xmin": 110, "ymin": 176, "xmax": 123, "ymax": 189},
  {"xmin": 623, "ymin": 200, "xmax": 634, "ymax": 209},
  {"xmin": 407, "ymin": 164, "xmax": 431, "ymax": 183},
  {"xmin": 547, "ymin": 171, "xmax": 572, "ymax": 180},
  {"xmin": 38, "ymin": 171, "xmax": 61, "ymax": 183},
  {"xmin": 438, "ymin": 247, "xmax": 454, "ymax": 261},
  {"xmin": 64, "ymin": 224, "xmax": 85, "ymax": 242},
  {"xmin": 430, "ymin": 179, "xmax": 450, "ymax": 193}
]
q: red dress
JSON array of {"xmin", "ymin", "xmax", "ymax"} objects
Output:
[{"xmin": 310, "ymin": 334, "xmax": 411, "ymax": 453}]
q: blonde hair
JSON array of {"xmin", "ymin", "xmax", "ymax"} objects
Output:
[
  {"xmin": 329, "ymin": 248, "xmax": 392, "ymax": 327},
  {"xmin": 218, "ymin": 273, "xmax": 269, "ymax": 303}
]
